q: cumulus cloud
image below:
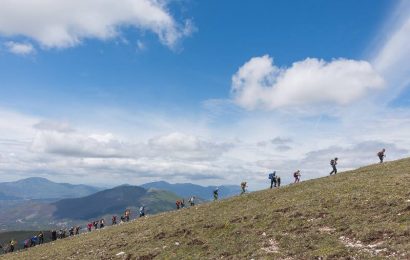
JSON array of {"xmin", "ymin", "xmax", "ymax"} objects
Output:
[
  {"xmin": 231, "ymin": 55, "xmax": 384, "ymax": 110},
  {"xmin": 30, "ymin": 129, "xmax": 232, "ymax": 162},
  {"xmin": 0, "ymin": 0, "xmax": 193, "ymax": 49},
  {"xmin": 4, "ymin": 41, "xmax": 35, "ymax": 55}
]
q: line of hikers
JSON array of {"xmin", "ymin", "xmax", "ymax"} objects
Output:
[
  {"xmin": 175, "ymin": 196, "xmax": 196, "ymax": 209},
  {"xmin": 1, "ymin": 149, "xmax": 387, "ymax": 254}
]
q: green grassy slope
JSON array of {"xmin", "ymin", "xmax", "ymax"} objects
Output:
[{"xmin": 1, "ymin": 158, "xmax": 409, "ymax": 259}]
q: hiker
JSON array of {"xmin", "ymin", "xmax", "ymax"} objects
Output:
[
  {"xmin": 30, "ymin": 236, "xmax": 37, "ymax": 247},
  {"xmin": 93, "ymin": 221, "xmax": 98, "ymax": 229},
  {"xmin": 293, "ymin": 170, "xmax": 301, "ymax": 183},
  {"xmin": 139, "ymin": 206, "xmax": 145, "ymax": 217},
  {"xmin": 329, "ymin": 157, "xmax": 338, "ymax": 175},
  {"xmin": 269, "ymin": 171, "xmax": 277, "ymax": 188},
  {"xmin": 100, "ymin": 219, "xmax": 105, "ymax": 229},
  {"xmin": 377, "ymin": 148, "xmax": 386, "ymax": 163},
  {"xmin": 125, "ymin": 209, "xmax": 130, "ymax": 221},
  {"xmin": 24, "ymin": 239, "xmax": 30, "ymax": 249},
  {"xmin": 38, "ymin": 231, "xmax": 44, "ymax": 244},
  {"xmin": 120, "ymin": 215, "xmax": 125, "ymax": 223},
  {"xmin": 181, "ymin": 199, "xmax": 185, "ymax": 208},
  {"xmin": 75, "ymin": 226, "xmax": 80, "ymax": 235},
  {"xmin": 87, "ymin": 223, "xmax": 93, "ymax": 232},
  {"xmin": 240, "ymin": 182, "xmax": 247, "ymax": 195},
  {"xmin": 112, "ymin": 215, "xmax": 117, "ymax": 225},
  {"xmin": 189, "ymin": 196, "xmax": 195, "ymax": 206},
  {"xmin": 69, "ymin": 227, "xmax": 74, "ymax": 236},
  {"xmin": 9, "ymin": 240, "xmax": 16, "ymax": 252},
  {"xmin": 276, "ymin": 176, "xmax": 281, "ymax": 187},
  {"xmin": 176, "ymin": 200, "xmax": 181, "ymax": 210},
  {"xmin": 51, "ymin": 230, "xmax": 57, "ymax": 241},
  {"xmin": 213, "ymin": 188, "xmax": 219, "ymax": 201}
]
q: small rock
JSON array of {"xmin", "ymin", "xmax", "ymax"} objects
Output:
[
  {"xmin": 262, "ymin": 232, "xmax": 266, "ymax": 236},
  {"xmin": 175, "ymin": 242, "xmax": 180, "ymax": 246},
  {"xmin": 116, "ymin": 252, "xmax": 125, "ymax": 256}
]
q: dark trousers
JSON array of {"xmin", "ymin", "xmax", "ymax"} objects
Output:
[
  {"xmin": 379, "ymin": 155, "xmax": 384, "ymax": 163},
  {"xmin": 330, "ymin": 165, "xmax": 337, "ymax": 175},
  {"xmin": 270, "ymin": 178, "xmax": 276, "ymax": 188}
]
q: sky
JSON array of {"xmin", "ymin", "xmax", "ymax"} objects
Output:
[{"xmin": 0, "ymin": 0, "xmax": 409, "ymax": 189}]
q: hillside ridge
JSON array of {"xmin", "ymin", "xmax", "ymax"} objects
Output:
[{"xmin": 1, "ymin": 158, "xmax": 409, "ymax": 259}]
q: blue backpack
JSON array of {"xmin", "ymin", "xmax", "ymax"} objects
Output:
[{"xmin": 269, "ymin": 171, "xmax": 276, "ymax": 179}]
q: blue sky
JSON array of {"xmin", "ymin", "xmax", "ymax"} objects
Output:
[{"xmin": 0, "ymin": 0, "xmax": 409, "ymax": 188}]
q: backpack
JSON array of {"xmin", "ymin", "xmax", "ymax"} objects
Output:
[{"xmin": 330, "ymin": 159, "xmax": 335, "ymax": 166}]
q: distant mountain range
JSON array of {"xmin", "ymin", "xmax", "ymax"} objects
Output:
[
  {"xmin": 0, "ymin": 178, "xmax": 240, "ymax": 231},
  {"xmin": 142, "ymin": 181, "xmax": 240, "ymax": 200},
  {"xmin": 52, "ymin": 185, "xmax": 179, "ymax": 220},
  {"xmin": 0, "ymin": 177, "xmax": 101, "ymax": 200},
  {"xmin": 0, "ymin": 185, "xmax": 180, "ymax": 231}
]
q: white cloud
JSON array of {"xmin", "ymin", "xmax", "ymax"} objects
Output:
[
  {"xmin": 4, "ymin": 41, "xmax": 35, "ymax": 55},
  {"xmin": 231, "ymin": 55, "xmax": 384, "ymax": 110},
  {"xmin": 0, "ymin": 0, "xmax": 193, "ymax": 49}
]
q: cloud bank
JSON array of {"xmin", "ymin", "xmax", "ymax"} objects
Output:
[
  {"xmin": 231, "ymin": 55, "xmax": 384, "ymax": 110},
  {"xmin": 0, "ymin": 0, "xmax": 193, "ymax": 49}
]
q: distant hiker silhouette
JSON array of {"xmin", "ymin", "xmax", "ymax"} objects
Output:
[
  {"xmin": 112, "ymin": 215, "xmax": 117, "ymax": 225},
  {"xmin": 75, "ymin": 226, "xmax": 80, "ymax": 235},
  {"xmin": 100, "ymin": 219, "xmax": 105, "ymax": 229},
  {"xmin": 139, "ymin": 206, "xmax": 145, "ymax": 217},
  {"xmin": 87, "ymin": 223, "xmax": 92, "ymax": 232},
  {"xmin": 378, "ymin": 149, "xmax": 386, "ymax": 163},
  {"xmin": 240, "ymin": 182, "xmax": 247, "ymax": 195},
  {"xmin": 276, "ymin": 176, "xmax": 281, "ymax": 187},
  {"xmin": 329, "ymin": 157, "xmax": 338, "ymax": 175},
  {"xmin": 189, "ymin": 196, "xmax": 195, "ymax": 206},
  {"xmin": 294, "ymin": 170, "xmax": 301, "ymax": 183},
  {"xmin": 38, "ymin": 231, "xmax": 44, "ymax": 244},
  {"xmin": 269, "ymin": 171, "xmax": 276, "ymax": 188},
  {"xmin": 213, "ymin": 188, "xmax": 219, "ymax": 201}
]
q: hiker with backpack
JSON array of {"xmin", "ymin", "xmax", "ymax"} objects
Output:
[
  {"xmin": 100, "ymin": 219, "xmax": 105, "ymax": 229},
  {"xmin": 9, "ymin": 240, "xmax": 16, "ymax": 252},
  {"xmin": 23, "ymin": 239, "xmax": 30, "ymax": 249},
  {"xmin": 276, "ymin": 176, "xmax": 281, "ymax": 187},
  {"xmin": 293, "ymin": 170, "xmax": 301, "ymax": 183},
  {"xmin": 75, "ymin": 226, "xmax": 80, "ymax": 235},
  {"xmin": 378, "ymin": 149, "xmax": 386, "ymax": 163},
  {"xmin": 112, "ymin": 215, "xmax": 117, "ymax": 225},
  {"xmin": 189, "ymin": 196, "xmax": 195, "ymax": 206},
  {"xmin": 213, "ymin": 188, "xmax": 219, "ymax": 201},
  {"xmin": 30, "ymin": 236, "xmax": 37, "ymax": 247},
  {"xmin": 93, "ymin": 221, "xmax": 98, "ymax": 230},
  {"xmin": 125, "ymin": 209, "xmax": 130, "ymax": 221},
  {"xmin": 38, "ymin": 231, "xmax": 44, "ymax": 244},
  {"xmin": 269, "ymin": 171, "xmax": 277, "ymax": 188},
  {"xmin": 69, "ymin": 227, "xmax": 74, "ymax": 236},
  {"xmin": 139, "ymin": 206, "xmax": 145, "ymax": 217},
  {"xmin": 240, "ymin": 182, "xmax": 247, "ymax": 195},
  {"xmin": 87, "ymin": 223, "xmax": 92, "ymax": 232},
  {"xmin": 176, "ymin": 200, "xmax": 181, "ymax": 210},
  {"xmin": 329, "ymin": 157, "xmax": 338, "ymax": 175}
]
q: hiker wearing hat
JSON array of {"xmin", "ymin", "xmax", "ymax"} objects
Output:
[{"xmin": 293, "ymin": 170, "xmax": 301, "ymax": 183}]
